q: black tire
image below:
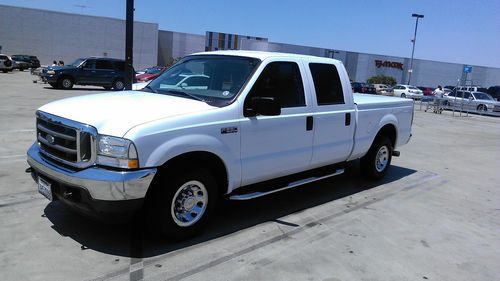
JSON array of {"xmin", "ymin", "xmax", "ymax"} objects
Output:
[
  {"xmin": 112, "ymin": 79, "xmax": 124, "ymax": 91},
  {"xmin": 477, "ymin": 104, "xmax": 487, "ymax": 112},
  {"xmin": 401, "ymin": 93, "xmax": 406, "ymax": 98},
  {"xmin": 49, "ymin": 82, "xmax": 58, "ymax": 88},
  {"xmin": 147, "ymin": 168, "xmax": 218, "ymax": 239},
  {"xmin": 2, "ymin": 70, "xmax": 7, "ymax": 73},
  {"xmin": 361, "ymin": 136, "xmax": 393, "ymax": 180},
  {"xmin": 59, "ymin": 77, "xmax": 73, "ymax": 89}
]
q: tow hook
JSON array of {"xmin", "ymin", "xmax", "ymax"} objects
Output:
[{"xmin": 392, "ymin": 151, "xmax": 401, "ymax": 157}]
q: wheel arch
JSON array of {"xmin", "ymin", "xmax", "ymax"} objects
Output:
[{"xmin": 146, "ymin": 150, "xmax": 229, "ymax": 199}]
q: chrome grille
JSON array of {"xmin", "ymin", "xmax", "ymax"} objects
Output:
[{"xmin": 36, "ymin": 111, "xmax": 97, "ymax": 168}]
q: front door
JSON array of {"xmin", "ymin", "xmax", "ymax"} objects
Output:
[{"xmin": 240, "ymin": 60, "xmax": 314, "ymax": 186}]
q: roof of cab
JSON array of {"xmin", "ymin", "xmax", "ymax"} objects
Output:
[{"xmin": 190, "ymin": 50, "xmax": 341, "ymax": 63}]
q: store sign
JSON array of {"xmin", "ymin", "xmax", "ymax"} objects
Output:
[{"xmin": 375, "ymin": 60, "xmax": 403, "ymax": 70}]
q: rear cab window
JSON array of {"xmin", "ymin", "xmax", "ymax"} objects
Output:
[{"xmin": 308, "ymin": 63, "xmax": 344, "ymax": 105}]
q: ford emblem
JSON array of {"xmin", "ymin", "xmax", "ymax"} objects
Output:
[{"xmin": 46, "ymin": 134, "xmax": 55, "ymax": 144}]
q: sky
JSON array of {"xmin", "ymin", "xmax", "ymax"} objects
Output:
[{"xmin": 1, "ymin": 0, "xmax": 499, "ymax": 68}]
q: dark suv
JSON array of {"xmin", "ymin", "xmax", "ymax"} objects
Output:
[
  {"xmin": 40, "ymin": 57, "xmax": 126, "ymax": 90},
  {"xmin": 11, "ymin": 55, "xmax": 40, "ymax": 69}
]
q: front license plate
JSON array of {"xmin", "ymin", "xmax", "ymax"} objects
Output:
[{"xmin": 38, "ymin": 177, "xmax": 53, "ymax": 201}]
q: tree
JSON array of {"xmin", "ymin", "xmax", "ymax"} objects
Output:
[{"xmin": 366, "ymin": 75, "xmax": 397, "ymax": 86}]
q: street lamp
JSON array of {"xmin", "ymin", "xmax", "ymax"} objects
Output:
[{"xmin": 407, "ymin": 13, "xmax": 424, "ymax": 85}]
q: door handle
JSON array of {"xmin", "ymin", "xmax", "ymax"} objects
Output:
[
  {"xmin": 306, "ymin": 116, "xmax": 313, "ymax": 131},
  {"xmin": 345, "ymin": 113, "xmax": 351, "ymax": 126}
]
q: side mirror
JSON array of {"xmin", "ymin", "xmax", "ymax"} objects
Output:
[{"xmin": 247, "ymin": 96, "xmax": 281, "ymax": 116}]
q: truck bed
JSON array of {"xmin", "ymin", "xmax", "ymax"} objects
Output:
[
  {"xmin": 348, "ymin": 93, "xmax": 414, "ymax": 161},
  {"xmin": 353, "ymin": 93, "xmax": 413, "ymax": 109}
]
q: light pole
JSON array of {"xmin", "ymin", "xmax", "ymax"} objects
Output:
[
  {"xmin": 407, "ymin": 13, "xmax": 424, "ymax": 85},
  {"xmin": 326, "ymin": 50, "xmax": 339, "ymax": 59}
]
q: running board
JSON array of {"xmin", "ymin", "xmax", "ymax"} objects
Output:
[{"xmin": 229, "ymin": 168, "xmax": 345, "ymax": 200}]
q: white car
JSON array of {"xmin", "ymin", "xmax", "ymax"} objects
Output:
[
  {"xmin": 0, "ymin": 54, "xmax": 14, "ymax": 73},
  {"xmin": 392, "ymin": 84, "xmax": 423, "ymax": 99},
  {"xmin": 132, "ymin": 74, "xmax": 209, "ymax": 91}
]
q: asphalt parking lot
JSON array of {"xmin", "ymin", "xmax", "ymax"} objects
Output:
[{"xmin": 1, "ymin": 71, "xmax": 499, "ymax": 281}]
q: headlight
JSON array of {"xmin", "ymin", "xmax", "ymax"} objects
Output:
[
  {"xmin": 46, "ymin": 70, "xmax": 56, "ymax": 75},
  {"xmin": 97, "ymin": 135, "xmax": 139, "ymax": 169}
]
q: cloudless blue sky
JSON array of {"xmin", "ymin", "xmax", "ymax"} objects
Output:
[{"xmin": 2, "ymin": 0, "xmax": 499, "ymax": 67}]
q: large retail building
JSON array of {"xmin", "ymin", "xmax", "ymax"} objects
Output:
[{"xmin": 1, "ymin": 5, "xmax": 499, "ymax": 87}]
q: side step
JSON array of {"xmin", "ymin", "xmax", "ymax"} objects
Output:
[{"xmin": 229, "ymin": 168, "xmax": 344, "ymax": 201}]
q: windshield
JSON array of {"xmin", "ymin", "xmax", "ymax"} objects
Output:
[
  {"xmin": 146, "ymin": 56, "xmax": 260, "ymax": 105},
  {"xmin": 473, "ymin": 92, "xmax": 494, "ymax": 100},
  {"xmin": 69, "ymin": 58, "xmax": 85, "ymax": 67}
]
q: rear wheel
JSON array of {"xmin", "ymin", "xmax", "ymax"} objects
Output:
[
  {"xmin": 112, "ymin": 79, "xmax": 124, "ymax": 91},
  {"xmin": 361, "ymin": 136, "xmax": 393, "ymax": 180},
  {"xmin": 401, "ymin": 93, "xmax": 406, "ymax": 98},
  {"xmin": 147, "ymin": 169, "xmax": 218, "ymax": 239},
  {"xmin": 2, "ymin": 70, "xmax": 7, "ymax": 73}
]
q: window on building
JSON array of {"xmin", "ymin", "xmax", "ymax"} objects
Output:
[{"xmin": 309, "ymin": 63, "xmax": 344, "ymax": 105}]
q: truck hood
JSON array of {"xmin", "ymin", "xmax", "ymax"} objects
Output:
[{"xmin": 38, "ymin": 91, "xmax": 217, "ymax": 136}]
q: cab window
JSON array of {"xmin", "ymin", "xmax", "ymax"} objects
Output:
[{"xmin": 247, "ymin": 61, "xmax": 305, "ymax": 108}]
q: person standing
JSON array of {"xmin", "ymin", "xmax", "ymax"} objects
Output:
[{"xmin": 432, "ymin": 85, "xmax": 444, "ymax": 113}]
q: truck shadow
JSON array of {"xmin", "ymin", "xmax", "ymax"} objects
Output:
[{"xmin": 43, "ymin": 163, "xmax": 416, "ymax": 258}]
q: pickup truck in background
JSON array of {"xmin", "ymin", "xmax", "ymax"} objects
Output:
[{"xmin": 27, "ymin": 51, "xmax": 413, "ymax": 239}]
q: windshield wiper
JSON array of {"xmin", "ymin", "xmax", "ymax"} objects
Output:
[{"xmin": 160, "ymin": 89, "xmax": 206, "ymax": 102}]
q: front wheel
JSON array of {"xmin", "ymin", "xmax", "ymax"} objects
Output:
[
  {"xmin": 361, "ymin": 136, "xmax": 393, "ymax": 180},
  {"xmin": 147, "ymin": 169, "xmax": 218, "ymax": 239},
  {"xmin": 401, "ymin": 93, "xmax": 406, "ymax": 98},
  {"xmin": 59, "ymin": 77, "xmax": 73, "ymax": 89},
  {"xmin": 477, "ymin": 104, "xmax": 487, "ymax": 112}
]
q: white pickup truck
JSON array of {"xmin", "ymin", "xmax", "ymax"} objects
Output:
[{"xmin": 27, "ymin": 51, "xmax": 413, "ymax": 238}]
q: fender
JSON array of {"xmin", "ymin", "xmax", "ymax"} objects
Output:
[{"xmin": 144, "ymin": 134, "xmax": 240, "ymax": 194}]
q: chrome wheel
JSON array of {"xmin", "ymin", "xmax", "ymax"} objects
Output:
[
  {"xmin": 171, "ymin": 180, "xmax": 208, "ymax": 227},
  {"xmin": 375, "ymin": 146, "xmax": 389, "ymax": 172},
  {"xmin": 113, "ymin": 80, "xmax": 124, "ymax": 90},
  {"xmin": 62, "ymin": 78, "xmax": 72, "ymax": 88}
]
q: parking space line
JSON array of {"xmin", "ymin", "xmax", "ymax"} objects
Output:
[{"xmin": 0, "ymin": 154, "xmax": 26, "ymax": 159}]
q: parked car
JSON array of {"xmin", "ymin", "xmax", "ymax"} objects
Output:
[
  {"xmin": 456, "ymin": 86, "xmax": 488, "ymax": 93},
  {"xmin": 417, "ymin": 86, "xmax": 433, "ymax": 96},
  {"xmin": 444, "ymin": 90, "xmax": 500, "ymax": 112},
  {"xmin": 373, "ymin": 84, "xmax": 393, "ymax": 95},
  {"xmin": 135, "ymin": 66, "xmax": 167, "ymax": 82},
  {"xmin": 0, "ymin": 54, "xmax": 14, "ymax": 73},
  {"xmin": 351, "ymin": 82, "xmax": 376, "ymax": 94},
  {"xmin": 487, "ymin": 86, "xmax": 500, "ymax": 101},
  {"xmin": 11, "ymin": 54, "xmax": 40, "ymax": 69},
  {"xmin": 11, "ymin": 55, "xmax": 31, "ymax": 71},
  {"xmin": 27, "ymin": 51, "xmax": 413, "ymax": 239},
  {"xmin": 392, "ymin": 84, "xmax": 424, "ymax": 99},
  {"xmin": 39, "ymin": 57, "xmax": 127, "ymax": 90}
]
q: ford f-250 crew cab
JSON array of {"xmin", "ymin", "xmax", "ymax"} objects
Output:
[{"xmin": 27, "ymin": 51, "xmax": 413, "ymax": 239}]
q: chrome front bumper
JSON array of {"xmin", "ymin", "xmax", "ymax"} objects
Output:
[{"xmin": 27, "ymin": 143, "xmax": 157, "ymax": 201}]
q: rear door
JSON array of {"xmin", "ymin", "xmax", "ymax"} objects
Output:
[
  {"xmin": 240, "ymin": 59, "xmax": 314, "ymax": 185},
  {"xmin": 94, "ymin": 60, "xmax": 115, "ymax": 85},
  {"xmin": 306, "ymin": 62, "xmax": 355, "ymax": 167}
]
